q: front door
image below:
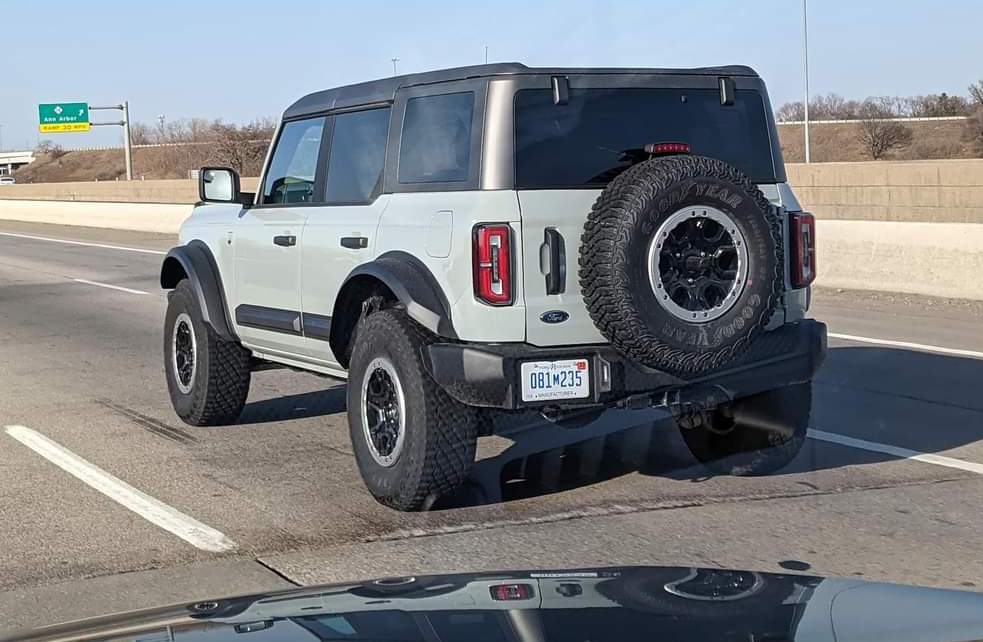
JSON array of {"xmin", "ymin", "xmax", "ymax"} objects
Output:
[{"xmin": 234, "ymin": 116, "xmax": 326, "ymax": 356}]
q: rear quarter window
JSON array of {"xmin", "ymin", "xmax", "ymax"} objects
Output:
[{"xmin": 398, "ymin": 92, "xmax": 474, "ymax": 184}]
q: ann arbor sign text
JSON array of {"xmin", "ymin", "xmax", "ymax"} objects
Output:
[{"xmin": 39, "ymin": 103, "xmax": 91, "ymax": 133}]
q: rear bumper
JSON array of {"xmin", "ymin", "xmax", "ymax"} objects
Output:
[{"xmin": 422, "ymin": 320, "xmax": 827, "ymax": 412}]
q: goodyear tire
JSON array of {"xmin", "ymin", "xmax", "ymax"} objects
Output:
[
  {"xmin": 164, "ymin": 279, "xmax": 251, "ymax": 426},
  {"xmin": 678, "ymin": 382, "xmax": 811, "ymax": 476},
  {"xmin": 347, "ymin": 308, "xmax": 478, "ymax": 511},
  {"xmin": 579, "ymin": 155, "xmax": 783, "ymax": 376}
]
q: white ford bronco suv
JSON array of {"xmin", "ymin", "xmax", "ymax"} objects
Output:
[{"xmin": 161, "ymin": 63, "xmax": 826, "ymax": 510}]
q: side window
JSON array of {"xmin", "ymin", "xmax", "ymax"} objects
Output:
[
  {"xmin": 398, "ymin": 92, "xmax": 474, "ymax": 184},
  {"xmin": 324, "ymin": 108, "xmax": 391, "ymax": 204},
  {"xmin": 262, "ymin": 117, "xmax": 326, "ymax": 204}
]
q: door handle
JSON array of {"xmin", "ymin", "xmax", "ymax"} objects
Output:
[
  {"xmin": 340, "ymin": 236, "xmax": 368, "ymax": 249},
  {"xmin": 273, "ymin": 235, "xmax": 296, "ymax": 247},
  {"xmin": 542, "ymin": 227, "xmax": 566, "ymax": 294}
]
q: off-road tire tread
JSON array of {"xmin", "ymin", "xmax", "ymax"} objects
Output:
[
  {"xmin": 579, "ymin": 155, "xmax": 783, "ymax": 376},
  {"xmin": 166, "ymin": 280, "xmax": 250, "ymax": 426},
  {"xmin": 349, "ymin": 309, "xmax": 477, "ymax": 511}
]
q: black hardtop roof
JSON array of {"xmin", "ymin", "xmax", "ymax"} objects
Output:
[{"xmin": 283, "ymin": 62, "xmax": 759, "ymax": 119}]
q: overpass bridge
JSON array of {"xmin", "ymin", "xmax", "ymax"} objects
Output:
[{"xmin": 0, "ymin": 150, "xmax": 35, "ymax": 176}]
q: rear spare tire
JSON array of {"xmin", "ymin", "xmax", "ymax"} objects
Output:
[{"xmin": 579, "ymin": 155, "xmax": 783, "ymax": 376}]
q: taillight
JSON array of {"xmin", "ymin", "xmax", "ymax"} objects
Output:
[
  {"xmin": 489, "ymin": 583, "xmax": 534, "ymax": 601},
  {"xmin": 644, "ymin": 142, "xmax": 691, "ymax": 155},
  {"xmin": 473, "ymin": 224, "xmax": 513, "ymax": 305},
  {"xmin": 790, "ymin": 212, "xmax": 816, "ymax": 288}
]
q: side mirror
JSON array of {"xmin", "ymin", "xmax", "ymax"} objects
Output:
[{"xmin": 199, "ymin": 167, "xmax": 243, "ymax": 204}]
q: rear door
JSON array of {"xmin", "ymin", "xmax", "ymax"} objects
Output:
[
  {"xmin": 234, "ymin": 116, "xmax": 325, "ymax": 355},
  {"xmin": 298, "ymin": 106, "xmax": 392, "ymax": 366},
  {"xmin": 514, "ymin": 81, "xmax": 780, "ymax": 347}
]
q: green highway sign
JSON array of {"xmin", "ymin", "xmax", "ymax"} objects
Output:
[{"xmin": 39, "ymin": 102, "xmax": 90, "ymax": 133}]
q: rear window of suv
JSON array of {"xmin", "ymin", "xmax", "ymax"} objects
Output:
[{"xmin": 514, "ymin": 87, "xmax": 777, "ymax": 188}]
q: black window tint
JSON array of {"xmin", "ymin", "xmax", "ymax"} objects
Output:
[
  {"xmin": 262, "ymin": 117, "xmax": 325, "ymax": 204},
  {"xmin": 398, "ymin": 92, "xmax": 474, "ymax": 183},
  {"xmin": 514, "ymin": 88, "xmax": 776, "ymax": 187},
  {"xmin": 325, "ymin": 108, "xmax": 391, "ymax": 203}
]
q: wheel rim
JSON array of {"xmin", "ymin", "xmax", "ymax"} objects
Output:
[
  {"xmin": 360, "ymin": 357, "xmax": 406, "ymax": 467},
  {"xmin": 647, "ymin": 206, "xmax": 749, "ymax": 323},
  {"xmin": 171, "ymin": 312, "xmax": 197, "ymax": 394}
]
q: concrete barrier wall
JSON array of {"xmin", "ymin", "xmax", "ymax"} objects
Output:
[
  {"xmin": 0, "ymin": 178, "xmax": 260, "ymax": 204},
  {"xmin": 2, "ymin": 200, "xmax": 981, "ymax": 300},
  {"xmin": 0, "ymin": 200, "xmax": 193, "ymax": 234},
  {"xmin": 787, "ymin": 160, "xmax": 983, "ymax": 223},
  {"xmin": 816, "ymin": 220, "xmax": 983, "ymax": 300},
  {"xmin": 3, "ymin": 159, "xmax": 982, "ymax": 223}
]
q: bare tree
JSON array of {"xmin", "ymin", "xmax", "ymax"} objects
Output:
[
  {"xmin": 909, "ymin": 93, "xmax": 970, "ymax": 117},
  {"xmin": 211, "ymin": 119, "xmax": 276, "ymax": 174},
  {"xmin": 776, "ymin": 101, "xmax": 805, "ymax": 122},
  {"xmin": 969, "ymin": 80, "xmax": 983, "ymax": 107},
  {"xmin": 962, "ymin": 107, "xmax": 983, "ymax": 156},
  {"xmin": 857, "ymin": 100, "xmax": 913, "ymax": 159},
  {"xmin": 129, "ymin": 122, "xmax": 155, "ymax": 145}
]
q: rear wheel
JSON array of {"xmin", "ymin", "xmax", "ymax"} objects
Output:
[
  {"xmin": 677, "ymin": 382, "xmax": 811, "ymax": 475},
  {"xmin": 347, "ymin": 308, "xmax": 478, "ymax": 511},
  {"xmin": 164, "ymin": 280, "xmax": 251, "ymax": 426}
]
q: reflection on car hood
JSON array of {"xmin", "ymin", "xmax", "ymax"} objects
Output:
[{"xmin": 4, "ymin": 566, "xmax": 983, "ymax": 642}]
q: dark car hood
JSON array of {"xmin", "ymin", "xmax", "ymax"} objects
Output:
[{"xmin": 3, "ymin": 566, "xmax": 983, "ymax": 642}]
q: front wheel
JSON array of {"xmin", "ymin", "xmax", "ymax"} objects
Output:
[
  {"xmin": 347, "ymin": 308, "xmax": 478, "ymax": 511},
  {"xmin": 164, "ymin": 280, "xmax": 251, "ymax": 426},
  {"xmin": 677, "ymin": 382, "xmax": 811, "ymax": 476}
]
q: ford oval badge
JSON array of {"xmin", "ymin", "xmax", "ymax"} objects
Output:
[{"xmin": 540, "ymin": 310, "xmax": 569, "ymax": 324}]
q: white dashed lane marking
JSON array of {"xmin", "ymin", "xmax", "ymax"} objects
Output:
[
  {"xmin": 72, "ymin": 279, "xmax": 150, "ymax": 294},
  {"xmin": 4, "ymin": 425, "xmax": 236, "ymax": 553},
  {"xmin": 72, "ymin": 278, "xmax": 149, "ymax": 295},
  {"xmin": 0, "ymin": 231, "xmax": 167, "ymax": 255},
  {"xmin": 829, "ymin": 332, "xmax": 983, "ymax": 360},
  {"xmin": 809, "ymin": 428, "xmax": 983, "ymax": 475}
]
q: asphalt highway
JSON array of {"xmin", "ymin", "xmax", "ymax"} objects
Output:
[{"xmin": 1, "ymin": 220, "xmax": 981, "ymax": 632}]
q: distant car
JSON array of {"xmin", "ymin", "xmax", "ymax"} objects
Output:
[{"xmin": 0, "ymin": 176, "xmax": 15, "ymax": 185}]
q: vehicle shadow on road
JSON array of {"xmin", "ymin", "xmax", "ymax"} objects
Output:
[
  {"xmin": 236, "ymin": 386, "xmax": 346, "ymax": 425},
  {"xmin": 433, "ymin": 346, "xmax": 983, "ymax": 510}
]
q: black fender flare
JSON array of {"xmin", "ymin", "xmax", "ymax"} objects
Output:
[
  {"xmin": 160, "ymin": 240, "xmax": 238, "ymax": 342},
  {"xmin": 335, "ymin": 252, "xmax": 457, "ymax": 340}
]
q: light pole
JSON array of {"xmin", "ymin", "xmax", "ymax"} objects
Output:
[
  {"xmin": 484, "ymin": 45, "xmax": 489, "ymax": 64},
  {"xmin": 802, "ymin": 0, "xmax": 812, "ymax": 163},
  {"xmin": 391, "ymin": 57, "xmax": 399, "ymax": 77}
]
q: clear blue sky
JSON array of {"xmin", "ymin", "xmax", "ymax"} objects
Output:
[{"xmin": 1, "ymin": 0, "xmax": 980, "ymax": 150}]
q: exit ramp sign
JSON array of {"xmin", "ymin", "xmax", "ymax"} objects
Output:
[{"xmin": 39, "ymin": 103, "xmax": 90, "ymax": 133}]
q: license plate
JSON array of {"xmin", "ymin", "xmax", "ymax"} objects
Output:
[{"xmin": 520, "ymin": 359, "xmax": 590, "ymax": 402}]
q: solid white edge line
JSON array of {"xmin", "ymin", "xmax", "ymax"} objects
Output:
[
  {"xmin": 4, "ymin": 425, "xmax": 236, "ymax": 552},
  {"xmin": 0, "ymin": 231, "xmax": 167, "ymax": 255},
  {"xmin": 828, "ymin": 332, "xmax": 983, "ymax": 360},
  {"xmin": 808, "ymin": 428, "xmax": 983, "ymax": 475},
  {"xmin": 73, "ymin": 278, "xmax": 149, "ymax": 295}
]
